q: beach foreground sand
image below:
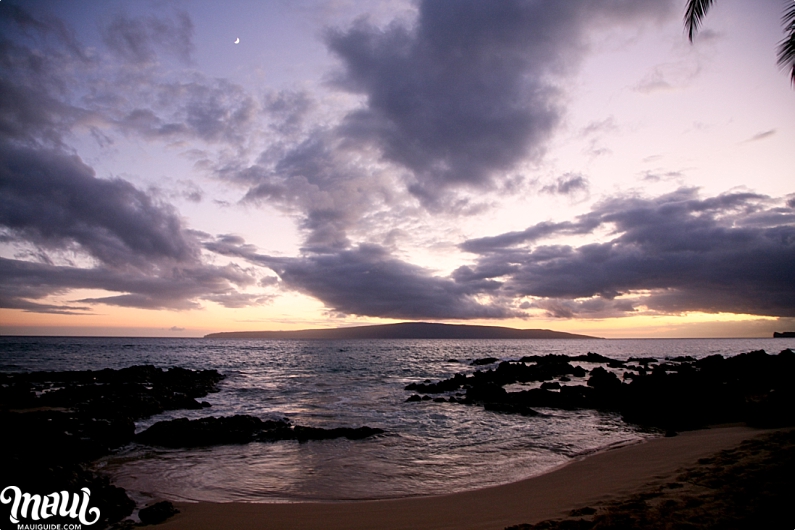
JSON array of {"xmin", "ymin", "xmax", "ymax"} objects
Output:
[{"xmin": 157, "ymin": 425, "xmax": 775, "ymax": 530}]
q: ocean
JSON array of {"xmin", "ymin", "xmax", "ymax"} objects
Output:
[{"xmin": 2, "ymin": 336, "xmax": 794, "ymax": 505}]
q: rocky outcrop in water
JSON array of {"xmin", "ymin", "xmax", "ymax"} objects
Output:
[
  {"xmin": 1, "ymin": 365, "xmax": 224, "ymax": 529},
  {"xmin": 0, "ymin": 365, "xmax": 223, "ymax": 420},
  {"xmin": 0, "ymin": 365, "xmax": 383, "ymax": 528},
  {"xmin": 405, "ymin": 349, "xmax": 795, "ymax": 432},
  {"xmin": 136, "ymin": 414, "xmax": 384, "ymax": 448},
  {"xmin": 406, "ymin": 356, "xmax": 588, "ymax": 395}
]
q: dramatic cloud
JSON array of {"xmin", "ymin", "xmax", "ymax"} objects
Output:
[
  {"xmin": 460, "ymin": 188, "xmax": 795, "ymax": 318},
  {"xmin": 0, "ymin": 144, "xmax": 197, "ymax": 268},
  {"xmin": 221, "ymin": 0, "xmax": 675, "ymax": 251},
  {"xmin": 2, "ymin": 1, "xmax": 791, "ymax": 331},
  {"xmin": 0, "ymin": 257, "xmax": 257, "ymax": 312},
  {"xmin": 0, "ymin": 12, "xmax": 90, "ymax": 147},
  {"xmin": 460, "ymin": 218, "xmax": 600, "ymax": 254},
  {"xmin": 206, "ymin": 237, "xmax": 513, "ymax": 320},
  {"xmin": 207, "ymin": 184, "xmax": 795, "ymax": 321},
  {"xmin": 325, "ymin": 0, "xmax": 674, "ymax": 205},
  {"xmin": 0, "ymin": 7, "xmax": 272, "ymax": 314},
  {"xmin": 0, "ymin": 142, "xmax": 264, "ymax": 312}
]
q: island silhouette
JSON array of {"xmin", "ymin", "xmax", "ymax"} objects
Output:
[{"xmin": 204, "ymin": 322, "xmax": 600, "ymax": 340}]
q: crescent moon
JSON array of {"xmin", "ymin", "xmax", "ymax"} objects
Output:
[{"xmin": 234, "ymin": 38, "xmax": 240, "ymax": 44}]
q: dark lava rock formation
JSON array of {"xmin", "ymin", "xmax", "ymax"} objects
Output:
[
  {"xmin": 1, "ymin": 364, "xmax": 222, "ymax": 419},
  {"xmin": 1, "ymin": 365, "xmax": 223, "ymax": 528},
  {"xmin": 0, "ymin": 365, "xmax": 382, "ymax": 528},
  {"xmin": 136, "ymin": 414, "xmax": 384, "ymax": 448},
  {"xmin": 405, "ymin": 349, "xmax": 795, "ymax": 432}
]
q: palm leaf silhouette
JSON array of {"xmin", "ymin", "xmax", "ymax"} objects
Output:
[
  {"xmin": 778, "ymin": 2, "xmax": 795, "ymax": 83},
  {"xmin": 685, "ymin": 0, "xmax": 795, "ymax": 85},
  {"xmin": 684, "ymin": 0, "xmax": 714, "ymax": 42}
]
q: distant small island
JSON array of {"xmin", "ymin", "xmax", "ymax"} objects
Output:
[
  {"xmin": 204, "ymin": 322, "xmax": 600, "ymax": 340},
  {"xmin": 774, "ymin": 332, "xmax": 795, "ymax": 338}
]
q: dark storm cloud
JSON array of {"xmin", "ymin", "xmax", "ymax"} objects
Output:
[
  {"xmin": 217, "ymin": 0, "xmax": 677, "ymax": 249},
  {"xmin": 324, "ymin": 0, "xmax": 674, "ymax": 205},
  {"xmin": 460, "ymin": 188, "xmax": 795, "ymax": 318},
  {"xmin": 206, "ymin": 237, "xmax": 513, "ymax": 320},
  {"xmin": 0, "ymin": 257, "xmax": 256, "ymax": 312},
  {"xmin": 0, "ymin": 74, "xmax": 75, "ymax": 147},
  {"xmin": 266, "ymin": 247, "xmax": 513, "ymax": 319},
  {"xmin": 215, "ymin": 1, "xmax": 675, "ymax": 249},
  {"xmin": 101, "ymin": 11, "xmax": 194, "ymax": 65},
  {"xmin": 0, "ymin": 143, "xmax": 197, "ymax": 268},
  {"xmin": 460, "ymin": 217, "xmax": 601, "ymax": 254},
  {"xmin": 0, "ymin": 143, "xmax": 262, "ymax": 312},
  {"xmin": 0, "ymin": 8, "xmax": 92, "ymax": 147}
]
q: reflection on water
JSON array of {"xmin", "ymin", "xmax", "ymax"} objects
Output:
[
  {"xmin": 102, "ymin": 408, "xmax": 629, "ymax": 502},
  {"xmin": 3, "ymin": 336, "xmax": 794, "ymax": 502}
]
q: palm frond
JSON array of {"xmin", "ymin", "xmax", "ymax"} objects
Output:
[
  {"xmin": 778, "ymin": 2, "xmax": 795, "ymax": 84},
  {"xmin": 684, "ymin": 0, "xmax": 715, "ymax": 42}
]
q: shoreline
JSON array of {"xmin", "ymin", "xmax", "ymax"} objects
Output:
[{"xmin": 158, "ymin": 424, "xmax": 770, "ymax": 530}]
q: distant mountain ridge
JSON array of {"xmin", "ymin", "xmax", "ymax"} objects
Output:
[{"xmin": 204, "ymin": 322, "xmax": 600, "ymax": 340}]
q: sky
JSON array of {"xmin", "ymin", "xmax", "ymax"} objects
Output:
[{"xmin": 0, "ymin": 0, "xmax": 793, "ymax": 338}]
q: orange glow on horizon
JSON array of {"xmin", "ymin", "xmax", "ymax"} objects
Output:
[{"xmin": 2, "ymin": 302, "xmax": 787, "ymax": 339}]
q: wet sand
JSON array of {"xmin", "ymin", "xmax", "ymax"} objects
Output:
[{"xmin": 157, "ymin": 425, "xmax": 771, "ymax": 530}]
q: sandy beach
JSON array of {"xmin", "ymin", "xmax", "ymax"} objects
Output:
[{"xmin": 158, "ymin": 425, "xmax": 772, "ymax": 530}]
